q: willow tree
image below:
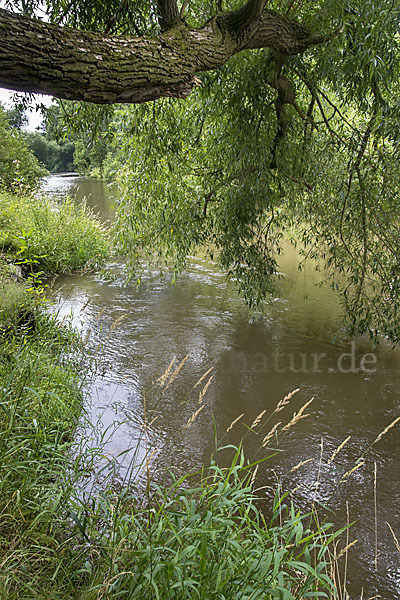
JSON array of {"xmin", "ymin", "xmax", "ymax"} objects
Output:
[{"xmin": 2, "ymin": 0, "xmax": 400, "ymax": 341}]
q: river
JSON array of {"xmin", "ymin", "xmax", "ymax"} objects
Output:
[{"xmin": 43, "ymin": 173, "xmax": 400, "ymax": 600}]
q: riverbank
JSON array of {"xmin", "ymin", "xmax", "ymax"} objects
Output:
[{"xmin": 0, "ymin": 191, "xmax": 109, "ymax": 598}]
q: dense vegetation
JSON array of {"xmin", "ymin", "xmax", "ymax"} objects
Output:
[
  {"xmin": 1, "ymin": 101, "xmax": 112, "ymax": 175},
  {"xmin": 3, "ymin": 0, "xmax": 399, "ymax": 341},
  {"xmin": 0, "ymin": 105, "xmax": 47, "ymax": 193},
  {"xmin": 23, "ymin": 104, "xmax": 113, "ymax": 175},
  {"xmin": 0, "ymin": 193, "xmax": 109, "ymax": 273}
]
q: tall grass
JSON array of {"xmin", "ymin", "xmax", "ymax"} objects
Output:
[
  {"xmin": 0, "ymin": 313, "xmax": 83, "ymax": 598},
  {"xmin": 0, "ymin": 188, "xmax": 112, "ymax": 598},
  {"xmin": 0, "ymin": 191, "xmax": 110, "ymax": 273},
  {"xmin": 73, "ymin": 448, "xmax": 339, "ymax": 600}
]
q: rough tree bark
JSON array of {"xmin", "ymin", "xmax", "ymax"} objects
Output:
[{"xmin": 0, "ymin": 1, "xmax": 339, "ymax": 104}]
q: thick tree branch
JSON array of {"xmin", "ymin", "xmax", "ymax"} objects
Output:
[
  {"xmin": 0, "ymin": 7, "xmax": 340, "ymax": 104},
  {"xmin": 157, "ymin": 0, "xmax": 181, "ymax": 31},
  {"xmin": 222, "ymin": 0, "xmax": 267, "ymax": 31}
]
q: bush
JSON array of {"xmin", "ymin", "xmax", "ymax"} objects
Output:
[{"xmin": 0, "ymin": 192, "xmax": 110, "ymax": 273}]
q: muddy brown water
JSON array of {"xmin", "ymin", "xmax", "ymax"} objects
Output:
[{"xmin": 43, "ymin": 174, "xmax": 400, "ymax": 599}]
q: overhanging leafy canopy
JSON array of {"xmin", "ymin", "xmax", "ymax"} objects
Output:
[{"xmin": 3, "ymin": 0, "xmax": 400, "ymax": 342}]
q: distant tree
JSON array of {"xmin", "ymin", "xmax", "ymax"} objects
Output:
[
  {"xmin": 5, "ymin": 105, "xmax": 28, "ymax": 130},
  {"xmin": 0, "ymin": 106, "xmax": 47, "ymax": 193},
  {"xmin": 23, "ymin": 131, "xmax": 75, "ymax": 172}
]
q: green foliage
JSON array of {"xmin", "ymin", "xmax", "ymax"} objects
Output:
[
  {"xmin": 0, "ymin": 384, "xmax": 339, "ymax": 600},
  {"xmin": 41, "ymin": 102, "xmax": 114, "ymax": 176},
  {"xmin": 0, "ymin": 275, "xmax": 33, "ymax": 334},
  {"xmin": 73, "ymin": 137, "xmax": 110, "ymax": 176},
  {"xmin": 24, "ymin": 131, "xmax": 75, "ymax": 173},
  {"xmin": 0, "ymin": 192, "xmax": 110, "ymax": 273},
  {"xmin": 0, "ymin": 312, "xmax": 86, "ymax": 599},
  {"xmin": 5, "ymin": 105, "xmax": 28, "ymax": 130},
  {"xmin": 102, "ymin": 0, "xmax": 400, "ymax": 342},
  {"xmin": 5, "ymin": 0, "xmax": 400, "ymax": 342},
  {"xmin": 21, "ymin": 102, "xmax": 113, "ymax": 176},
  {"xmin": 75, "ymin": 447, "xmax": 336, "ymax": 599},
  {"xmin": 0, "ymin": 106, "xmax": 47, "ymax": 194}
]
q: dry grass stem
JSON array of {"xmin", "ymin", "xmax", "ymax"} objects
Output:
[
  {"xmin": 95, "ymin": 306, "xmax": 106, "ymax": 323},
  {"xmin": 336, "ymin": 539, "xmax": 358, "ymax": 561},
  {"xmin": 344, "ymin": 501, "xmax": 350, "ymax": 600},
  {"xmin": 250, "ymin": 465, "xmax": 259, "ymax": 488},
  {"xmin": 148, "ymin": 416, "xmax": 159, "ymax": 428},
  {"xmin": 198, "ymin": 375, "xmax": 213, "ymax": 403},
  {"xmin": 274, "ymin": 388, "xmax": 300, "ymax": 413},
  {"xmin": 165, "ymin": 353, "xmax": 191, "ymax": 388},
  {"xmin": 330, "ymin": 542, "xmax": 340, "ymax": 600},
  {"xmin": 157, "ymin": 356, "xmax": 176, "ymax": 387},
  {"xmin": 186, "ymin": 404, "xmax": 205, "ymax": 428},
  {"xmin": 282, "ymin": 398, "xmax": 313, "ymax": 432},
  {"xmin": 193, "ymin": 367, "xmax": 214, "ymax": 389},
  {"xmin": 80, "ymin": 296, "xmax": 92, "ymax": 313},
  {"xmin": 226, "ymin": 413, "xmax": 244, "ymax": 433},
  {"xmin": 290, "ymin": 458, "xmax": 313, "ymax": 473},
  {"xmin": 98, "ymin": 571, "xmax": 135, "ymax": 599},
  {"xmin": 262, "ymin": 422, "xmax": 281, "ymax": 446},
  {"xmin": 341, "ymin": 461, "xmax": 365, "ymax": 481},
  {"xmin": 329, "ymin": 436, "xmax": 351, "ymax": 463},
  {"xmin": 140, "ymin": 448, "xmax": 160, "ymax": 475},
  {"xmin": 251, "ymin": 409, "xmax": 266, "ymax": 429},
  {"xmin": 108, "ymin": 314, "xmax": 127, "ymax": 334},
  {"xmin": 311, "ymin": 437, "xmax": 324, "ymax": 512},
  {"xmin": 372, "ymin": 415, "xmax": 400, "ymax": 446},
  {"xmin": 385, "ymin": 522, "xmax": 400, "ymax": 554}
]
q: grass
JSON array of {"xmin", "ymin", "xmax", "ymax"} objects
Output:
[
  {"xmin": 0, "ymin": 188, "xmax": 113, "ymax": 598},
  {"xmin": 71, "ymin": 449, "xmax": 339, "ymax": 600},
  {"xmin": 0, "ymin": 313, "xmax": 84, "ymax": 598},
  {"xmin": 0, "ymin": 191, "xmax": 110, "ymax": 274}
]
